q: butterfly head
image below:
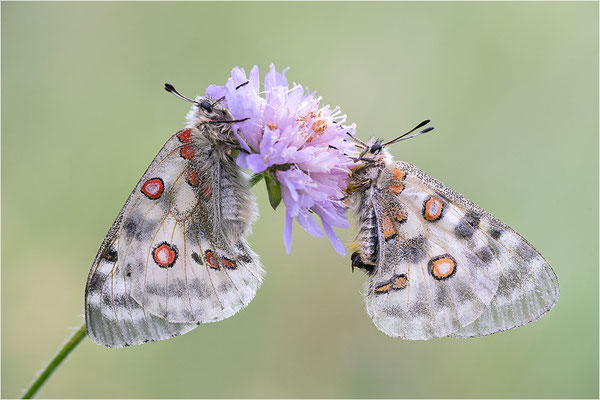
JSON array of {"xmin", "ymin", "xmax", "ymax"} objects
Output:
[
  {"xmin": 165, "ymin": 83, "xmax": 241, "ymax": 145},
  {"xmin": 361, "ymin": 137, "xmax": 394, "ymax": 164},
  {"xmin": 186, "ymin": 96, "xmax": 232, "ymax": 122}
]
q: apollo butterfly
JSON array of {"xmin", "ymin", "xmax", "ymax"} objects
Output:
[
  {"xmin": 85, "ymin": 84, "xmax": 264, "ymax": 347},
  {"xmin": 346, "ymin": 121, "xmax": 559, "ymax": 339}
]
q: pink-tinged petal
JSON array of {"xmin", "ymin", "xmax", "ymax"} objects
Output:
[{"xmin": 321, "ymin": 220, "xmax": 346, "ymax": 256}]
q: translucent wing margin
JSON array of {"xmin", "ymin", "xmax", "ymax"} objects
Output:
[{"xmin": 449, "ymin": 218, "xmax": 559, "ymax": 337}]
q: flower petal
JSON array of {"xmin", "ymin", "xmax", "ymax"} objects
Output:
[
  {"xmin": 321, "ymin": 220, "xmax": 346, "ymax": 256},
  {"xmin": 296, "ymin": 210, "xmax": 324, "ymax": 237},
  {"xmin": 284, "ymin": 211, "xmax": 293, "ymax": 254}
]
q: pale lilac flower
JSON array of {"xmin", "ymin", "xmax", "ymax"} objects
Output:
[{"xmin": 207, "ymin": 65, "xmax": 357, "ymax": 255}]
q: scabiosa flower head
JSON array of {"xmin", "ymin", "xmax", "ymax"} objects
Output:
[{"xmin": 206, "ymin": 64, "xmax": 357, "ymax": 255}]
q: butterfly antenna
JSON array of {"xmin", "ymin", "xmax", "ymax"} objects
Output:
[
  {"xmin": 236, "ymin": 81, "xmax": 250, "ymax": 90},
  {"xmin": 346, "ymin": 132, "xmax": 367, "ymax": 149},
  {"xmin": 383, "ymin": 120, "xmax": 434, "ymax": 146},
  {"xmin": 164, "ymin": 83, "xmax": 200, "ymax": 105}
]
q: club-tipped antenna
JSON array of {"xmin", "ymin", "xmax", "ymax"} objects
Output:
[
  {"xmin": 164, "ymin": 83, "xmax": 199, "ymax": 105},
  {"xmin": 383, "ymin": 120, "xmax": 433, "ymax": 146},
  {"xmin": 393, "ymin": 126, "xmax": 435, "ymax": 143}
]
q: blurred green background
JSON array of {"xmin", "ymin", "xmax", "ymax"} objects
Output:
[{"xmin": 2, "ymin": 2, "xmax": 598, "ymax": 398}]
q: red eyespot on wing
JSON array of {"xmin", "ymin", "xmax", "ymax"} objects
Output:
[
  {"xmin": 180, "ymin": 145, "xmax": 196, "ymax": 160},
  {"xmin": 141, "ymin": 178, "xmax": 164, "ymax": 200},
  {"xmin": 428, "ymin": 254, "xmax": 457, "ymax": 280},
  {"xmin": 185, "ymin": 169, "xmax": 200, "ymax": 187},
  {"xmin": 392, "ymin": 274, "xmax": 408, "ymax": 290},
  {"xmin": 392, "ymin": 168, "xmax": 406, "ymax": 181},
  {"xmin": 177, "ymin": 128, "xmax": 192, "ymax": 144},
  {"xmin": 388, "ymin": 168, "xmax": 406, "ymax": 194},
  {"xmin": 423, "ymin": 196, "xmax": 444, "ymax": 221},
  {"xmin": 374, "ymin": 283, "xmax": 392, "ymax": 294},
  {"xmin": 153, "ymin": 242, "xmax": 178, "ymax": 268},
  {"xmin": 205, "ymin": 250, "xmax": 219, "ymax": 269},
  {"xmin": 219, "ymin": 256, "xmax": 237, "ymax": 270},
  {"xmin": 381, "ymin": 214, "xmax": 397, "ymax": 240}
]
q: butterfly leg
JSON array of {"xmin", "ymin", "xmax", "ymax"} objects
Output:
[{"xmin": 351, "ymin": 251, "xmax": 375, "ymax": 274}]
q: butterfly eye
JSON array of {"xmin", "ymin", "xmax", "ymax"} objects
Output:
[
  {"xmin": 200, "ymin": 100, "xmax": 213, "ymax": 113},
  {"xmin": 370, "ymin": 142, "xmax": 383, "ymax": 154}
]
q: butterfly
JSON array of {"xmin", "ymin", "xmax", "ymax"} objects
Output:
[
  {"xmin": 85, "ymin": 84, "xmax": 265, "ymax": 347},
  {"xmin": 345, "ymin": 121, "xmax": 559, "ymax": 340}
]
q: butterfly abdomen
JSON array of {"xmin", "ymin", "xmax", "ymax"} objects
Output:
[
  {"xmin": 351, "ymin": 189, "xmax": 380, "ymax": 268},
  {"xmin": 215, "ymin": 157, "xmax": 258, "ymax": 243}
]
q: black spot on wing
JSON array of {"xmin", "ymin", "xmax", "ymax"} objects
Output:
[
  {"xmin": 123, "ymin": 214, "xmax": 139, "ymax": 237},
  {"xmin": 454, "ymin": 211, "xmax": 481, "ymax": 239},
  {"xmin": 476, "ymin": 246, "xmax": 494, "ymax": 264},
  {"xmin": 102, "ymin": 248, "xmax": 118, "ymax": 263},
  {"xmin": 489, "ymin": 227, "xmax": 503, "ymax": 240},
  {"xmin": 454, "ymin": 281, "xmax": 475, "ymax": 303},
  {"xmin": 398, "ymin": 235, "xmax": 427, "ymax": 263},
  {"xmin": 191, "ymin": 251, "xmax": 204, "ymax": 265},
  {"xmin": 101, "ymin": 292, "xmax": 113, "ymax": 307},
  {"xmin": 113, "ymin": 293, "xmax": 127, "ymax": 308},
  {"xmin": 87, "ymin": 271, "xmax": 106, "ymax": 291},
  {"xmin": 236, "ymin": 254, "xmax": 253, "ymax": 264}
]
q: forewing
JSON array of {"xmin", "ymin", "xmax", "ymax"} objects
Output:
[{"xmin": 85, "ymin": 128, "xmax": 264, "ymax": 347}]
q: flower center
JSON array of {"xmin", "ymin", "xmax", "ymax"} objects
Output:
[{"xmin": 297, "ymin": 110, "xmax": 328, "ymax": 142}]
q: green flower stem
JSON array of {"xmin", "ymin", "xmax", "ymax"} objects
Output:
[
  {"xmin": 22, "ymin": 171, "xmax": 266, "ymax": 399},
  {"xmin": 22, "ymin": 324, "xmax": 87, "ymax": 399}
]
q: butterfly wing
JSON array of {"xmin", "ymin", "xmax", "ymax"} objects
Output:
[
  {"xmin": 361, "ymin": 161, "xmax": 558, "ymax": 340},
  {"xmin": 449, "ymin": 218, "xmax": 559, "ymax": 338},
  {"xmin": 85, "ymin": 128, "xmax": 264, "ymax": 347}
]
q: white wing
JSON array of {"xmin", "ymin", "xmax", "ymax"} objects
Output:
[
  {"xmin": 361, "ymin": 161, "xmax": 558, "ymax": 340},
  {"xmin": 85, "ymin": 128, "xmax": 264, "ymax": 347}
]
